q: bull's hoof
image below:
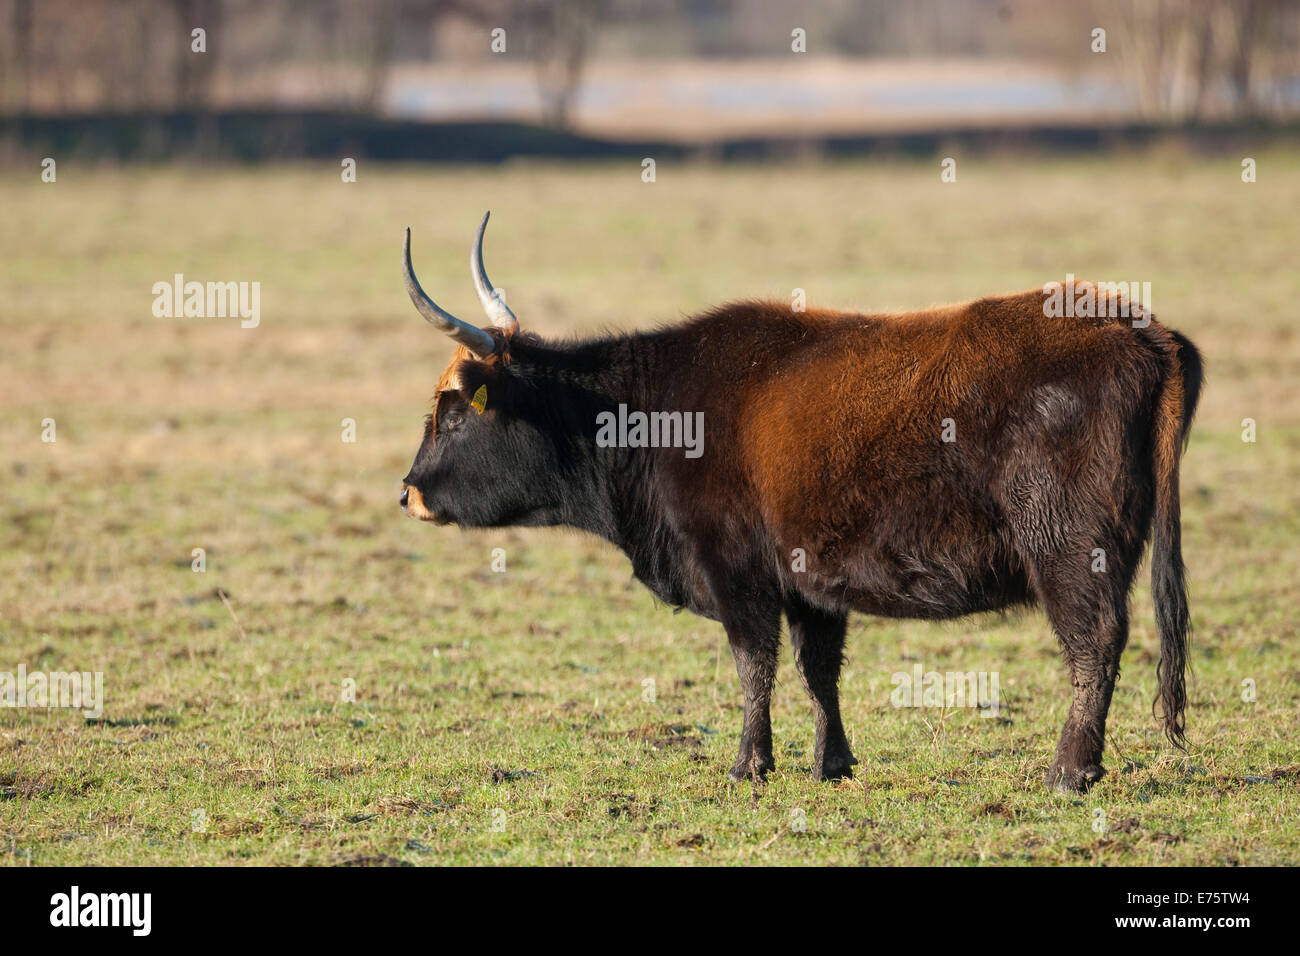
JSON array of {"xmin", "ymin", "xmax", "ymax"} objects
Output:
[
  {"xmin": 814, "ymin": 750, "xmax": 859, "ymax": 782},
  {"xmin": 727, "ymin": 756, "xmax": 774, "ymax": 783},
  {"xmin": 1046, "ymin": 761, "xmax": 1105, "ymax": 794}
]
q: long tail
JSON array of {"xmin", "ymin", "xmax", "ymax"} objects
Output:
[{"xmin": 1151, "ymin": 329, "xmax": 1203, "ymax": 747}]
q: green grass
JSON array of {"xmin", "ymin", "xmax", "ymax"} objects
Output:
[{"xmin": 1, "ymin": 154, "xmax": 1298, "ymax": 865}]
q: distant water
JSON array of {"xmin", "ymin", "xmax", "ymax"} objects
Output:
[
  {"xmin": 390, "ymin": 64, "xmax": 1300, "ymax": 128},
  {"xmin": 390, "ymin": 69, "xmax": 1138, "ymax": 120}
]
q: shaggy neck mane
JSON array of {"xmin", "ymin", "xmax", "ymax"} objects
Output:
[{"xmin": 502, "ymin": 329, "xmax": 683, "ymax": 572}]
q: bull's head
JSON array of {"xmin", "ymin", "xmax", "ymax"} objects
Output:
[{"xmin": 399, "ymin": 214, "xmax": 564, "ymax": 528}]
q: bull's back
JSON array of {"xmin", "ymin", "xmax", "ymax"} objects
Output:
[{"xmin": 704, "ymin": 290, "xmax": 1154, "ymax": 617}]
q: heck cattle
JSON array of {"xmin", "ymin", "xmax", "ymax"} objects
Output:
[{"xmin": 399, "ymin": 214, "xmax": 1202, "ymax": 793}]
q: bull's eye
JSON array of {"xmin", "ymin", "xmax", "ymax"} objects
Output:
[{"xmin": 442, "ymin": 410, "xmax": 464, "ymax": 431}]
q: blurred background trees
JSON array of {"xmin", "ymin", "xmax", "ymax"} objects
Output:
[
  {"xmin": 0, "ymin": 0, "xmax": 1296, "ymax": 125},
  {"xmin": 1099, "ymin": 0, "xmax": 1299, "ymax": 119}
]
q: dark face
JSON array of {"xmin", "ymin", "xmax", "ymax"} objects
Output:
[{"xmin": 400, "ymin": 353, "xmax": 561, "ymax": 528}]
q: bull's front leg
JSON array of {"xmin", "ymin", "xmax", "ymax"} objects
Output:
[{"xmin": 722, "ymin": 605, "xmax": 782, "ymax": 783}]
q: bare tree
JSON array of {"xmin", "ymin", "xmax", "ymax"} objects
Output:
[
  {"xmin": 6, "ymin": 0, "xmax": 35, "ymax": 111},
  {"xmin": 530, "ymin": 1, "xmax": 605, "ymax": 127},
  {"xmin": 1224, "ymin": 0, "xmax": 1266, "ymax": 116},
  {"xmin": 1098, "ymin": 0, "xmax": 1298, "ymax": 121},
  {"xmin": 453, "ymin": 0, "xmax": 609, "ymax": 128}
]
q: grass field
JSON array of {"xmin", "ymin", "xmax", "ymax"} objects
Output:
[{"xmin": 2, "ymin": 153, "xmax": 1298, "ymax": 865}]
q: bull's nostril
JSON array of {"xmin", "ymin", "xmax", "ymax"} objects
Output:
[{"xmin": 399, "ymin": 488, "xmax": 409, "ymax": 509}]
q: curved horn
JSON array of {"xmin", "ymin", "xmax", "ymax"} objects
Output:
[
  {"xmin": 470, "ymin": 211, "xmax": 519, "ymax": 334},
  {"xmin": 403, "ymin": 227, "xmax": 497, "ymax": 359}
]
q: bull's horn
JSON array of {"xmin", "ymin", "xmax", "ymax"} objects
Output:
[
  {"xmin": 403, "ymin": 227, "xmax": 497, "ymax": 359},
  {"xmin": 470, "ymin": 211, "xmax": 519, "ymax": 334}
]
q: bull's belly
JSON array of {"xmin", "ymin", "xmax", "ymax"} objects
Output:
[{"xmin": 800, "ymin": 550, "xmax": 1032, "ymax": 621}]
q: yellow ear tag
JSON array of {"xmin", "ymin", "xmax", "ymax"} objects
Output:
[{"xmin": 470, "ymin": 385, "xmax": 488, "ymax": 415}]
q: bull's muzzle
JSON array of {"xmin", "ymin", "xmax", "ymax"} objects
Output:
[{"xmin": 400, "ymin": 484, "xmax": 438, "ymax": 522}]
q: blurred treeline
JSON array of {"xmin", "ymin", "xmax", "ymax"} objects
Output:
[{"xmin": 1, "ymin": 0, "xmax": 1297, "ymax": 124}]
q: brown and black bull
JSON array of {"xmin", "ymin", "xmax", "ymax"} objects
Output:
[{"xmin": 398, "ymin": 214, "xmax": 1202, "ymax": 793}]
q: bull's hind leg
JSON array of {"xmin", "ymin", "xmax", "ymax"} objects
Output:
[
  {"xmin": 1000, "ymin": 460, "xmax": 1146, "ymax": 792},
  {"xmin": 1033, "ymin": 557, "xmax": 1134, "ymax": 793},
  {"xmin": 786, "ymin": 595, "xmax": 857, "ymax": 780}
]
